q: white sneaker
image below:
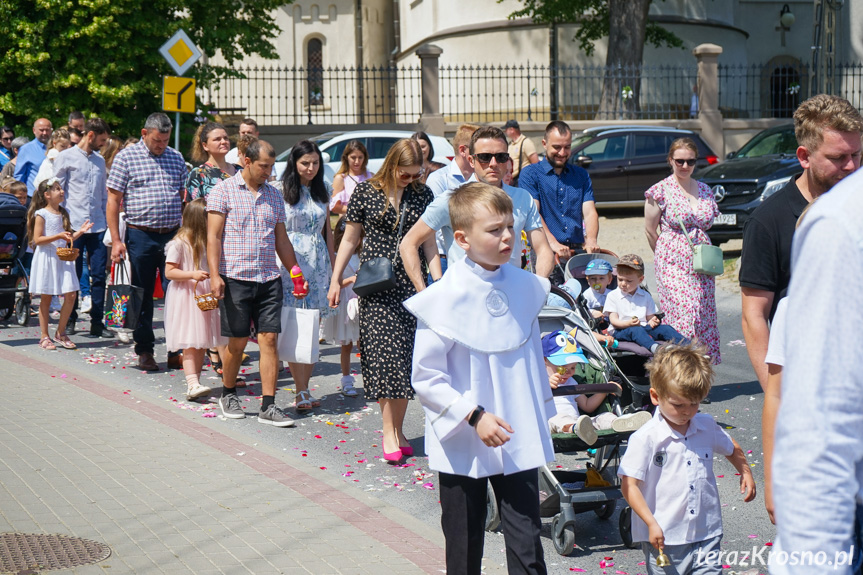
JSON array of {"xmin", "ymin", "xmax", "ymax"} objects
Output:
[
  {"xmin": 573, "ymin": 415, "xmax": 598, "ymax": 446},
  {"xmin": 80, "ymin": 295, "xmax": 92, "ymax": 314},
  {"xmin": 611, "ymin": 411, "xmax": 652, "ymax": 433},
  {"xmin": 341, "ymin": 375, "xmax": 358, "ymax": 397},
  {"xmin": 186, "ymin": 383, "xmax": 212, "ymax": 401},
  {"xmin": 117, "ymin": 331, "xmax": 132, "ymax": 344}
]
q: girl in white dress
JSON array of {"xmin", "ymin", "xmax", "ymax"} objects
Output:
[
  {"xmin": 27, "ymin": 178, "xmax": 93, "ymax": 350},
  {"xmin": 322, "ymin": 216, "xmax": 361, "ymax": 397}
]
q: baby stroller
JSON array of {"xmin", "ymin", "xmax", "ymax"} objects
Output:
[
  {"xmin": 485, "ymin": 286, "xmax": 650, "ymax": 555},
  {"xmin": 562, "ymin": 252, "xmax": 654, "ymax": 377},
  {"xmin": 0, "ymin": 203, "xmax": 31, "ymax": 326}
]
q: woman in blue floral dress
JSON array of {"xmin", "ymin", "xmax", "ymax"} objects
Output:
[{"xmin": 278, "ymin": 140, "xmax": 335, "ymax": 410}]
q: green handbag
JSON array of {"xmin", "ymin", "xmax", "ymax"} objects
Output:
[{"xmin": 675, "ymin": 214, "xmax": 724, "ymax": 276}]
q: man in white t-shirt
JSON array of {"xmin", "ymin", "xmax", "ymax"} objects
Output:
[{"xmin": 224, "ymin": 118, "xmax": 259, "ymax": 165}]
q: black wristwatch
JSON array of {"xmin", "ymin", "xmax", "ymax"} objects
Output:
[{"xmin": 468, "ymin": 405, "xmax": 485, "ymax": 427}]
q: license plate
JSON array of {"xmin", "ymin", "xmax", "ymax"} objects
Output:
[{"xmin": 713, "ymin": 213, "xmax": 736, "ymax": 226}]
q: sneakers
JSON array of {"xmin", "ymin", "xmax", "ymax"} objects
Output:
[
  {"xmin": 258, "ymin": 404, "xmax": 295, "ymax": 427},
  {"xmin": 341, "ymin": 375, "xmax": 358, "ymax": 397},
  {"xmin": 116, "ymin": 330, "xmax": 132, "ymax": 344},
  {"xmin": 219, "ymin": 394, "xmax": 245, "ymax": 419},
  {"xmin": 573, "ymin": 415, "xmax": 598, "ymax": 446},
  {"xmin": 80, "ymin": 295, "xmax": 92, "ymax": 314},
  {"xmin": 611, "ymin": 411, "xmax": 652, "ymax": 433},
  {"xmin": 186, "ymin": 383, "xmax": 212, "ymax": 401}
]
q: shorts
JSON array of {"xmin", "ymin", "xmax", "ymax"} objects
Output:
[{"xmin": 219, "ymin": 276, "xmax": 283, "ymax": 338}]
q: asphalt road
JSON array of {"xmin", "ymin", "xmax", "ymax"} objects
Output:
[{"xmin": 2, "ymin": 214, "xmax": 771, "ymax": 575}]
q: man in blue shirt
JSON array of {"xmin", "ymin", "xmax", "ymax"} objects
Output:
[
  {"xmin": 0, "ymin": 127, "xmax": 14, "ymax": 169},
  {"xmin": 519, "ymin": 121, "xmax": 600, "ymax": 283},
  {"xmin": 14, "ymin": 118, "xmax": 53, "ymax": 196}
]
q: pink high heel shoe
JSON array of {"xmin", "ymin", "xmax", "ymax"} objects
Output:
[
  {"xmin": 383, "ymin": 448, "xmax": 403, "ymax": 462},
  {"xmin": 400, "ymin": 445, "xmax": 414, "ymax": 457}
]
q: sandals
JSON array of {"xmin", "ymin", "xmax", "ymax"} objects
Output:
[
  {"xmin": 209, "ymin": 350, "xmax": 251, "ymax": 375},
  {"xmin": 39, "ymin": 337, "xmax": 56, "ymax": 351},
  {"xmin": 295, "ymin": 390, "xmax": 321, "ymax": 411},
  {"xmin": 54, "ymin": 333, "xmax": 77, "ymax": 350}
]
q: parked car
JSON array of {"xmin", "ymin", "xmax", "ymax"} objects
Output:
[
  {"xmin": 567, "ymin": 126, "xmax": 719, "ymax": 207},
  {"xmin": 274, "ymin": 130, "xmax": 454, "ymax": 181},
  {"xmin": 695, "ymin": 123, "xmax": 799, "ymax": 244}
]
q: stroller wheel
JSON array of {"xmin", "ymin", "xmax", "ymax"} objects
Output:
[
  {"xmin": 551, "ymin": 513, "xmax": 575, "ymax": 555},
  {"xmin": 619, "ymin": 506, "xmax": 638, "ymax": 549},
  {"xmin": 594, "ymin": 499, "xmax": 616, "ymax": 520},
  {"xmin": 15, "ymin": 294, "xmax": 29, "ymax": 327},
  {"xmin": 484, "ymin": 482, "xmax": 500, "ymax": 532}
]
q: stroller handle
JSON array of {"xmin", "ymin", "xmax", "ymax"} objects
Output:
[{"xmin": 551, "ymin": 384, "xmax": 621, "ymax": 396}]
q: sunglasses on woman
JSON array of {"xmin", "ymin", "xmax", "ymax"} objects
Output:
[
  {"xmin": 473, "ymin": 152, "xmax": 511, "ymax": 165},
  {"xmin": 398, "ymin": 168, "xmax": 424, "ymax": 181},
  {"xmin": 673, "ymin": 158, "xmax": 698, "ymax": 167}
]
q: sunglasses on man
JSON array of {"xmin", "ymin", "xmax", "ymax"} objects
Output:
[{"xmin": 473, "ymin": 152, "xmax": 511, "ymax": 165}]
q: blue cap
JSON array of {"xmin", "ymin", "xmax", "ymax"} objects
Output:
[
  {"xmin": 541, "ymin": 329, "xmax": 588, "ymax": 366},
  {"xmin": 585, "ymin": 259, "xmax": 613, "ymax": 276}
]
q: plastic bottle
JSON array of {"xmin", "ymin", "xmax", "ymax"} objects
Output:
[{"xmin": 290, "ymin": 265, "xmax": 308, "ymax": 296}]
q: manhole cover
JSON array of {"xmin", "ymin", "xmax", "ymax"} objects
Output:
[{"xmin": 0, "ymin": 533, "xmax": 111, "ymax": 573}]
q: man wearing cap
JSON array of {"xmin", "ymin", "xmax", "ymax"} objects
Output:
[
  {"xmin": 503, "ymin": 120, "xmax": 538, "ymax": 187},
  {"xmin": 604, "ymin": 254, "xmax": 687, "ymax": 354}
]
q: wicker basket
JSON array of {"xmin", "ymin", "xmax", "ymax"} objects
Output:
[
  {"xmin": 56, "ymin": 243, "xmax": 79, "ymax": 262},
  {"xmin": 194, "ymin": 279, "xmax": 219, "ymax": 311}
]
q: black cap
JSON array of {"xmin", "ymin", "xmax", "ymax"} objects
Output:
[{"xmin": 503, "ymin": 119, "xmax": 520, "ymax": 130}]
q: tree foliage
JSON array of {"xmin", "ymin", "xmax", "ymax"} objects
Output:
[
  {"xmin": 503, "ymin": 0, "xmax": 683, "ymax": 58},
  {"xmin": 0, "ymin": 0, "xmax": 288, "ymax": 137}
]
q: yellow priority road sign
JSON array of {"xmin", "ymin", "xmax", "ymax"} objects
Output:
[{"xmin": 162, "ymin": 76, "xmax": 196, "ymax": 114}]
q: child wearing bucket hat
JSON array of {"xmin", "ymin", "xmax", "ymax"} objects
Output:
[{"xmin": 542, "ymin": 329, "xmax": 651, "ymax": 445}]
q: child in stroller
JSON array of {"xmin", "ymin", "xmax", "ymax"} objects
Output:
[{"xmin": 542, "ymin": 329, "xmax": 651, "ymax": 445}]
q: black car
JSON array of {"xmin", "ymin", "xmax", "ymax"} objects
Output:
[
  {"xmin": 569, "ymin": 126, "xmax": 719, "ymax": 206},
  {"xmin": 696, "ymin": 124, "xmax": 800, "ymax": 244}
]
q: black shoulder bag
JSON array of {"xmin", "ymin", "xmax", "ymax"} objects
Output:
[{"xmin": 352, "ymin": 190, "xmax": 408, "ymax": 297}]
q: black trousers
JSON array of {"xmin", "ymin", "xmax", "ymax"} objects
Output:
[{"xmin": 439, "ymin": 468, "xmax": 547, "ymax": 575}]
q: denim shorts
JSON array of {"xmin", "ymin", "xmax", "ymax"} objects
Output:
[{"xmin": 219, "ymin": 276, "xmax": 283, "ymax": 337}]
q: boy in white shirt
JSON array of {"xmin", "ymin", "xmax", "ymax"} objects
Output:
[
  {"xmin": 619, "ymin": 343, "xmax": 755, "ymax": 574},
  {"xmin": 582, "ymin": 258, "xmax": 614, "ymax": 318},
  {"xmin": 406, "ymin": 182, "xmax": 554, "ymax": 575},
  {"xmin": 603, "ymin": 254, "xmax": 687, "ymax": 353},
  {"xmin": 542, "ymin": 329, "xmax": 651, "ymax": 444}
]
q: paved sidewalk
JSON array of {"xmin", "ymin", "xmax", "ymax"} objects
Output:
[{"xmin": 0, "ymin": 342, "xmax": 448, "ymax": 574}]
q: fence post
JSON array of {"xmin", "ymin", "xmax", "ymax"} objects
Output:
[
  {"xmin": 693, "ymin": 43, "xmax": 724, "ymax": 156},
  {"xmin": 416, "ymin": 43, "xmax": 445, "ymax": 136}
]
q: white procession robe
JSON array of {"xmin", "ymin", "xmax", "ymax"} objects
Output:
[{"xmin": 404, "ymin": 257, "xmax": 556, "ymax": 478}]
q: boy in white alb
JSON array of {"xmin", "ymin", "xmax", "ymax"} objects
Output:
[
  {"xmin": 406, "ymin": 182, "xmax": 554, "ymax": 575},
  {"xmin": 542, "ymin": 329, "xmax": 651, "ymax": 444},
  {"xmin": 604, "ymin": 254, "xmax": 687, "ymax": 353},
  {"xmin": 619, "ymin": 343, "xmax": 755, "ymax": 574}
]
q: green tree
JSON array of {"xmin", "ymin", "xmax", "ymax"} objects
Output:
[
  {"xmin": 0, "ymin": 0, "xmax": 288, "ymax": 138},
  {"xmin": 505, "ymin": 0, "xmax": 684, "ymax": 119}
]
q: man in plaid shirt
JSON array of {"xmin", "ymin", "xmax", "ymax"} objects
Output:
[
  {"xmin": 107, "ymin": 113, "xmax": 187, "ymax": 372},
  {"xmin": 207, "ymin": 139, "xmax": 307, "ymax": 427}
]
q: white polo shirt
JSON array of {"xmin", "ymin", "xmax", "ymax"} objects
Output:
[
  {"xmin": 603, "ymin": 287, "xmax": 656, "ymax": 333},
  {"xmin": 618, "ymin": 410, "xmax": 734, "ymax": 545}
]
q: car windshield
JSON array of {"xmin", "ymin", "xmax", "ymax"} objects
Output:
[{"xmin": 735, "ymin": 127, "xmax": 797, "ymax": 158}]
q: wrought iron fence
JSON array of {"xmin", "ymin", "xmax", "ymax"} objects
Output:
[
  {"xmin": 203, "ymin": 62, "xmax": 863, "ymax": 126},
  {"xmin": 205, "ymin": 65, "xmax": 422, "ymax": 125},
  {"xmin": 439, "ymin": 63, "xmax": 697, "ymax": 122}
]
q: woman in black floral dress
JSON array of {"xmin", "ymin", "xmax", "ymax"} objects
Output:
[{"xmin": 327, "ymin": 139, "xmax": 440, "ymax": 462}]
